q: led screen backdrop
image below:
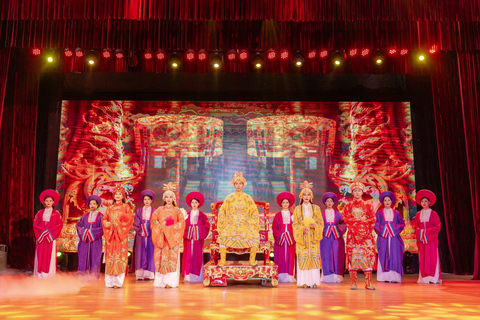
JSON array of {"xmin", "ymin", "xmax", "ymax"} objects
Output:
[{"xmin": 56, "ymin": 100, "xmax": 416, "ymax": 251}]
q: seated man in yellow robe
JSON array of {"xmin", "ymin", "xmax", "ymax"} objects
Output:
[{"xmin": 217, "ymin": 172, "xmax": 259, "ymax": 266}]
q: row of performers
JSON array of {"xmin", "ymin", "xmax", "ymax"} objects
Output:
[{"xmin": 33, "ymin": 177, "xmax": 441, "ymax": 290}]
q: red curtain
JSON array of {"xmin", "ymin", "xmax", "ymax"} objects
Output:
[
  {"xmin": 0, "ymin": 0, "xmax": 479, "ymax": 275},
  {"xmin": 0, "ymin": 71, "xmax": 39, "ymax": 269}
]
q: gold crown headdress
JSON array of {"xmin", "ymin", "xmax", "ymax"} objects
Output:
[
  {"xmin": 299, "ymin": 180, "xmax": 314, "ymax": 199},
  {"xmin": 231, "ymin": 172, "xmax": 247, "ymax": 186},
  {"xmin": 349, "ymin": 179, "xmax": 366, "ymax": 193},
  {"xmin": 162, "ymin": 182, "xmax": 177, "ymax": 200}
]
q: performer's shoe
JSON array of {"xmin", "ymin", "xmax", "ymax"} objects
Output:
[
  {"xmin": 364, "ymin": 271, "xmax": 376, "ymax": 290},
  {"xmin": 249, "ymin": 247, "xmax": 258, "ymax": 266},
  {"xmin": 312, "ymin": 284, "xmax": 318, "ymax": 289},
  {"xmin": 113, "ymin": 285, "xmax": 119, "ymax": 289},
  {"xmin": 165, "ymin": 284, "xmax": 171, "ymax": 288},
  {"xmin": 219, "ymin": 247, "xmax": 227, "ymax": 267},
  {"xmin": 349, "ymin": 270, "xmax": 358, "ymax": 290}
]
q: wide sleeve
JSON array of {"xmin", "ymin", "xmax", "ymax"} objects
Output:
[
  {"xmin": 91, "ymin": 214, "xmax": 104, "ymax": 239},
  {"xmin": 198, "ymin": 212, "xmax": 210, "ymax": 240},
  {"xmin": 217, "ymin": 198, "xmax": 229, "ymax": 233},
  {"xmin": 49, "ymin": 211, "xmax": 64, "ymax": 240},
  {"xmin": 292, "ymin": 206, "xmax": 305, "ymax": 246},
  {"xmin": 374, "ymin": 211, "xmax": 384, "ymax": 236},
  {"xmin": 162, "ymin": 208, "xmax": 186, "ymax": 248},
  {"xmin": 414, "ymin": 212, "xmax": 421, "ymax": 240},
  {"xmin": 313, "ymin": 205, "xmax": 324, "ymax": 242},
  {"xmin": 426, "ymin": 211, "xmax": 441, "ymax": 241},
  {"xmin": 102, "ymin": 208, "xmax": 114, "ymax": 242},
  {"xmin": 33, "ymin": 210, "xmax": 45, "ymax": 239},
  {"xmin": 116, "ymin": 205, "xmax": 133, "ymax": 242},
  {"xmin": 272, "ymin": 213, "xmax": 283, "ymax": 245},
  {"xmin": 76, "ymin": 215, "xmax": 86, "ymax": 239},
  {"xmin": 393, "ymin": 210, "xmax": 406, "ymax": 235},
  {"xmin": 133, "ymin": 209, "xmax": 142, "ymax": 234},
  {"xmin": 151, "ymin": 208, "xmax": 164, "ymax": 248},
  {"xmin": 336, "ymin": 212, "xmax": 347, "ymax": 235},
  {"xmin": 366, "ymin": 202, "xmax": 376, "ymax": 233},
  {"xmin": 247, "ymin": 196, "xmax": 260, "ymax": 233}
]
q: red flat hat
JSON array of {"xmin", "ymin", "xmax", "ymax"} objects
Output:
[
  {"xmin": 276, "ymin": 192, "xmax": 295, "ymax": 207},
  {"xmin": 415, "ymin": 189, "xmax": 436, "ymax": 206},
  {"xmin": 186, "ymin": 191, "xmax": 205, "ymax": 208},
  {"xmin": 39, "ymin": 189, "xmax": 60, "ymax": 206}
]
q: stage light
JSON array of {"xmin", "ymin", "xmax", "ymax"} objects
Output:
[
  {"xmin": 169, "ymin": 54, "xmax": 181, "ymax": 70},
  {"xmin": 198, "ymin": 50, "xmax": 207, "ymax": 61},
  {"xmin": 292, "ymin": 52, "xmax": 304, "ymax": 67},
  {"xmin": 332, "ymin": 52, "xmax": 345, "ymax": 67},
  {"xmin": 349, "ymin": 49, "xmax": 357, "ymax": 57},
  {"xmin": 102, "ymin": 51, "xmax": 111, "ymax": 59},
  {"xmin": 210, "ymin": 54, "xmax": 223, "ymax": 70},
  {"xmin": 64, "ymin": 49, "xmax": 73, "ymax": 57},
  {"xmin": 116, "ymin": 52, "xmax": 124, "ymax": 59},
  {"xmin": 75, "ymin": 48, "xmax": 84, "ymax": 58},
  {"xmin": 128, "ymin": 251, "xmax": 131, "ymax": 257},
  {"xmin": 252, "ymin": 53, "xmax": 264, "ymax": 70},
  {"xmin": 85, "ymin": 51, "xmax": 98, "ymax": 67},
  {"xmin": 361, "ymin": 48, "xmax": 370, "ymax": 57},
  {"xmin": 239, "ymin": 50, "xmax": 249, "ymax": 61},
  {"xmin": 418, "ymin": 54, "xmax": 425, "ymax": 61},
  {"xmin": 156, "ymin": 50, "xmax": 165, "ymax": 60},
  {"xmin": 227, "ymin": 52, "xmax": 236, "ymax": 60},
  {"xmin": 267, "ymin": 49, "xmax": 276, "ymax": 60},
  {"xmin": 144, "ymin": 52, "xmax": 152, "ymax": 60},
  {"xmin": 269, "ymin": 252, "xmax": 274, "ymax": 258},
  {"xmin": 32, "ymin": 48, "xmax": 41, "ymax": 56},
  {"xmin": 400, "ymin": 49, "xmax": 408, "ymax": 56},
  {"xmin": 320, "ymin": 50, "xmax": 328, "ymax": 59},
  {"xmin": 388, "ymin": 48, "xmax": 397, "ymax": 55},
  {"xmin": 429, "ymin": 45, "xmax": 438, "ymax": 54},
  {"xmin": 373, "ymin": 51, "xmax": 385, "ymax": 65},
  {"xmin": 47, "ymin": 56, "xmax": 54, "ymax": 63},
  {"xmin": 57, "ymin": 251, "xmax": 62, "ymax": 257},
  {"xmin": 280, "ymin": 50, "xmax": 289, "ymax": 60},
  {"xmin": 185, "ymin": 49, "xmax": 195, "ymax": 61},
  {"xmin": 307, "ymin": 50, "xmax": 316, "ymax": 59}
]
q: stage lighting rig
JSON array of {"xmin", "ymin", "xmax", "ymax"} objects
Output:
[
  {"xmin": 373, "ymin": 51, "xmax": 385, "ymax": 65},
  {"xmin": 332, "ymin": 51, "xmax": 345, "ymax": 67},
  {"xmin": 169, "ymin": 53, "xmax": 182, "ymax": 70},
  {"xmin": 210, "ymin": 54, "xmax": 223, "ymax": 70},
  {"xmin": 252, "ymin": 53, "xmax": 264, "ymax": 70}
]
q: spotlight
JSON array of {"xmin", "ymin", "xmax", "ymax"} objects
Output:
[
  {"xmin": 210, "ymin": 54, "xmax": 223, "ymax": 70},
  {"xmin": 349, "ymin": 49, "xmax": 357, "ymax": 57},
  {"xmin": 85, "ymin": 51, "xmax": 98, "ymax": 67},
  {"xmin": 155, "ymin": 50, "xmax": 165, "ymax": 60},
  {"xmin": 102, "ymin": 50, "xmax": 112, "ymax": 59},
  {"xmin": 128, "ymin": 251, "xmax": 131, "ymax": 257},
  {"xmin": 115, "ymin": 51, "xmax": 124, "ymax": 59},
  {"xmin": 32, "ymin": 48, "xmax": 41, "ymax": 56},
  {"xmin": 185, "ymin": 49, "xmax": 195, "ymax": 61},
  {"xmin": 252, "ymin": 53, "xmax": 264, "ymax": 70},
  {"xmin": 418, "ymin": 54, "xmax": 425, "ymax": 61},
  {"xmin": 280, "ymin": 50, "xmax": 289, "ymax": 60},
  {"xmin": 320, "ymin": 50, "xmax": 328, "ymax": 59},
  {"xmin": 47, "ymin": 56, "xmax": 54, "ymax": 63},
  {"xmin": 429, "ymin": 45, "xmax": 438, "ymax": 54},
  {"xmin": 400, "ymin": 49, "xmax": 408, "ymax": 56},
  {"xmin": 307, "ymin": 50, "xmax": 316, "ymax": 59},
  {"xmin": 332, "ymin": 51, "xmax": 345, "ymax": 67},
  {"xmin": 373, "ymin": 51, "xmax": 385, "ymax": 65},
  {"xmin": 266, "ymin": 49, "xmax": 276, "ymax": 60},
  {"xmin": 361, "ymin": 48, "xmax": 370, "ymax": 57},
  {"xmin": 169, "ymin": 53, "xmax": 181, "ymax": 70},
  {"xmin": 64, "ymin": 49, "xmax": 73, "ymax": 57},
  {"xmin": 292, "ymin": 52, "xmax": 304, "ymax": 67},
  {"xmin": 227, "ymin": 51, "xmax": 236, "ymax": 61},
  {"xmin": 198, "ymin": 50, "xmax": 207, "ymax": 61},
  {"xmin": 75, "ymin": 48, "xmax": 84, "ymax": 58},
  {"xmin": 239, "ymin": 50, "xmax": 249, "ymax": 61},
  {"xmin": 57, "ymin": 251, "xmax": 62, "ymax": 257}
]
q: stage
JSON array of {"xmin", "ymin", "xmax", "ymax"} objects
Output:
[{"xmin": 1, "ymin": 273, "xmax": 479, "ymax": 319}]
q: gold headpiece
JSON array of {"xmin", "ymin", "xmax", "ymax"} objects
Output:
[
  {"xmin": 113, "ymin": 184, "xmax": 126, "ymax": 196},
  {"xmin": 299, "ymin": 180, "xmax": 314, "ymax": 199},
  {"xmin": 231, "ymin": 172, "xmax": 247, "ymax": 186},
  {"xmin": 349, "ymin": 180, "xmax": 366, "ymax": 193},
  {"xmin": 162, "ymin": 182, "xmax": 177, "ymax": 200}
]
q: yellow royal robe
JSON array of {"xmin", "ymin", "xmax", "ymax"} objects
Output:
[
  {"xmin": 292, "ymin": 204, "xmax": 324, "ymax": 270},
  {"xmin": 218, "ymin": 191, "xmax": 259, "ymax": 248},
  {"xmin": 151, "ymin": 206, "xmax": 185, "ymax": 274},
  {"xmin": 102, "ymin": 203, "xmax": 134, "ymax": 276}
]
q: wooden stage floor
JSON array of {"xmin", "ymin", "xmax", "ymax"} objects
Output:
[{"xmin": 1, "ymin": 273, "xmax": 480, "ymax": 319}]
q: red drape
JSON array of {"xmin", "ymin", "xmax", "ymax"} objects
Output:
[{"xmin": 0, "ymin": 71, "xmax": 39, "ymax": 269}]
